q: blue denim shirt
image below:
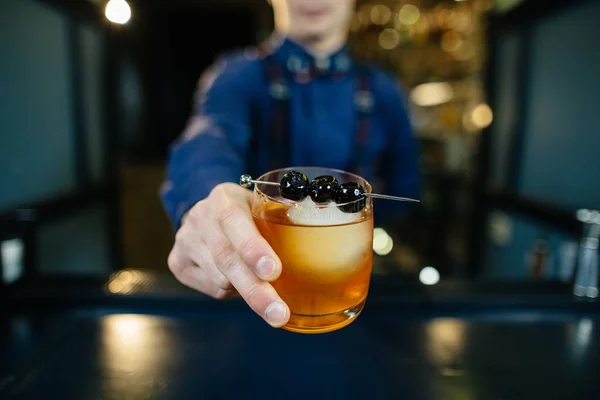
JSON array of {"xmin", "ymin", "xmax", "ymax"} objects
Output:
[{"xmin": 161, "ymin": 36, "xmax": 420, "ymax": 228}]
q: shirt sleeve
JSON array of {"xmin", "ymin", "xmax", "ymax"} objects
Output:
[
  {"xmin": 378, "ymin": 72, "xmax": 421, "ymax": 219},
  {"xmin": 160, "ymin": 53, "xmax": 257, "ymax": 228}
]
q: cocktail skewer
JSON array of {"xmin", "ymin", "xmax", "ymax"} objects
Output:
[{"xmin": 240, "ymin": 174, "xmax": 420, "ymax": 203}]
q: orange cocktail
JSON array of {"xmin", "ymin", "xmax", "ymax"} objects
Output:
[{"xmin": 251, "ymin": 167, "xmax": 374, "ymax": 334}]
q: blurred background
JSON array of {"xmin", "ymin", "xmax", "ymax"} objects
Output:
[{"xmin": 1, "ymin": 0, "xmax": 599, "ymax": 296}]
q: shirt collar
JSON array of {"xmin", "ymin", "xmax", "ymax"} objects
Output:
[{"xmin": 264, "ymin": 34, "xmax": 354, "ymax": 81}]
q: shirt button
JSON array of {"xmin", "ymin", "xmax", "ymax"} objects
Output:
[
  {"xmin": 335, "ymin": 54, "xmax": 351, "ymax": 72},
  {"xmin": 287, "ymin": 55, "xmax": 303, "ymax": 73},
  {"xmin": 315, "ymin": 57, "xmax": 330, "ymax": 71}
]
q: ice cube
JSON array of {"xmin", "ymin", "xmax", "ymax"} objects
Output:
[
  {"xmin": 279, "ymin": 210, "xmax": 373, "ymax": 277},
  {"xmin": 286, "ymin": 198, "xmax": 360, "ymax": 226}
]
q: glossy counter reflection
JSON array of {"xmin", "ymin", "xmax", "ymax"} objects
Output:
[
  {"xmin": 99, "ymin": 315, "xmax": 173, "ymax": 395},
  {"xmin": 1, "ymin": 308, "xmax": 600, "ymax": 399}
]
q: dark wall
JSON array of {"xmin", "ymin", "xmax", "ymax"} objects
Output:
[
  {"xmin": 0, "ymin": 0, "xmax": 113, "ymax": 278},
  {"xmin": 1, "ymin": 0, "xmax": 76, "ymax": 210},
  {"xmin": 116, "ymin": 5, "xmax": 259, "ymax": 162}
]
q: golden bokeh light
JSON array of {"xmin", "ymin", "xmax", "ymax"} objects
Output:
[
  {"xmin": 106, "ymin": 268, "xmax": 148, "ymax": 295},
  {"xmin": 357, "ymin": 4, "xmax": 371, "ymax": 25},
  {"xmin": 398, "ymin": 4, "xmax": 421, "ymax": 26},
  {"xmin": 471, "ymin": 103, "xmax": 494, "ymax": 128},
  {"xmin": 410, "ymin": 82, "xmax": 454, "ymax": 107},
  {"xmin": 441, "ymin": 31, "xmax": 464, "ymax": 53},
  {"xmin": 378, "ymin": 28, "xmax": 401, "ymax": 50},
  {"xmin": 450, "ymin": 6, "xmax": 472, "ymax": 32},
  {"xmin": 107, "ymin": 279, "xmax": 128, "ymax": 294},
  {"xmin": 433, "ymin": 4, "xmax": 453, "ymax": 29},
  {"xmin": 371, "ymin": 4, "xmax": 392, "ymax": 25},
  {"xmin": 373, "ymin": 228, "xmax": 394, "ymax": 256},
  {"xmin": 463, "ymin": 103, "xmax": 494, "ymax": 131}
]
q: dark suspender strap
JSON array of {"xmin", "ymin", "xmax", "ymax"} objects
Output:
[
  {"xmin": 265, "ymin": 56, "xmax": 291, "ymax": 170},
  {"xmin": 255, "ymin": 48, "xmax": 373, "ymax": 175},
  {"xmin": 353, "ymin": 64, "xmax": 374, "ymax": 177},
  {"xmin": 247, "ymin": 46, "xmax": 266, "ymax": 177},
  {"xmin": 247, "ymin": 42, "xmax": 291, "ymax": 174},
  {"xmin": 248, "ymin": 92, "xmax": 260, "ymax": 178}
]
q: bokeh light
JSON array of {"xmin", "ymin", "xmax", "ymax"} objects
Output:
[
  {"xmin": 464, "ymin": 103, "xmax": 494, "ymax": 130},
  {"xmin": 357, "ymin": 4, "xmax": 372, "ymax": 25},
  {"xmin": 398, "ymin": 4, "xmax": 421, "ymax": 26},
  {"xmin": 433, "ymin": 4, "xmax": 453, "ymax": 29},
  {"xmin": 107, "ymin": 268, "xmax": 147, "ymax": 294},
  {"xmin": 371, "ymin": 4, "xmax": 392, "ymax": 25},
  {"xmin": 410, "ymin": 82, "xmax": 454, "ymax": 107},
  {"xmin": 450, "ymin": 7, "xmax": 472, "ymax": 31},
  {"xmin": 419, "ymin": 266, "xmax": 440, "ymax": 285},
  {"xmin": 105, "ymin": 0, "xmax": 131, "ymax": 25},
  {"xmin": 373, "ymin": 228, "xmax": 394, "ymax": 256},
  {"xmin": 378, "ymin": 28, "xmax": 401, "ymax": 50},
  {"xmin": 441, "ymin": 31, "xmax": 464, "ymax": 52}
]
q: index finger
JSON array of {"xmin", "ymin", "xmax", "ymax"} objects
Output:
[
  {"xmin": 217, "ymin": 203, "xmax": 282, "ymax": 282},
  {"xmin": 204, "ymin": 219, "xmax": 289, "ymax": 327}
]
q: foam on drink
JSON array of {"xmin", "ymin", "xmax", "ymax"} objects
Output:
[{"xmin": 286, "ymin": 198, "xmax": 360, "ymax": 226}]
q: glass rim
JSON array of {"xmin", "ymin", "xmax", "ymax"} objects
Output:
[{"xmin": 254, "ymin": 166, "xmax": 373, "ymax": 208}]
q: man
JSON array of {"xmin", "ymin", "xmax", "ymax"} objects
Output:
[{"xmin": 162, "ymin": 0, "xmax": 419, "ymax": 329}]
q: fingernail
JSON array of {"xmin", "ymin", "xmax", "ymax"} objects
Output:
[
  {"xmin": 257, "ymin": 256, "xmax": 276, "ymax": 280},
  {"xmin": 265, "ymin": 302, "xmax": 287, "ymax": 327}
]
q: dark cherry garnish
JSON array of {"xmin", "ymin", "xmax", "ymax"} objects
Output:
[
  {"xmin": 279, "ymin": 171, "xmax": 309, "ymax": 201},
  {"xmin": 335, "ymin": 182, "xmax": 366, "ymax": 213},
  {"xmin": 309, "ymin": 175, "xmax": 339, "ymax": 204}
]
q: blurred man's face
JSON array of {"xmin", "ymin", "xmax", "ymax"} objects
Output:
[{"xmin": 271, "ymin": 0, "xmax": 356, "ymax": 44}]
